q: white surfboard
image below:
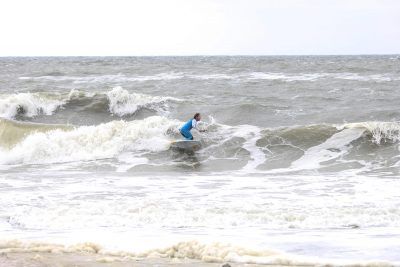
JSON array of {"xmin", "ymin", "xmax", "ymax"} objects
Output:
[{"xmin": 170, "ymin": 140, "xmax": 202, "ymax": 152}]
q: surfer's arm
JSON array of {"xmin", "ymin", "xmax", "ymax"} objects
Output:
[{"xmin": 192, "ymin": 119, "xmax": 207, "ymax": 132}]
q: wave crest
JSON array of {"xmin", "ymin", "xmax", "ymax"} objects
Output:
[
  {"xmin": 106, "ymin": 87, "xmax": 180, "ymax": 116},
  {"xmin": 0, "ymin": 116, "xmax": 180, "ymax": 164},
  {"xmin": 0, "ymin": 88, "xmax": 180, "ymax": 119},
  {"xmin": 0, "ymin": 92, "xmax": 64, "ymax": 119},
  {"xmin": 345, "ymin": 121, "xmax": 400, "ymax": 144}
]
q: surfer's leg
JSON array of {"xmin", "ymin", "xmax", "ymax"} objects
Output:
[
  {"xmin": 180, "ymin": 130, "xmax": 187, "ymax": 138},
  {"xmin": 180, "ymin": 129, "xmax": 193, "ymax": 140}
]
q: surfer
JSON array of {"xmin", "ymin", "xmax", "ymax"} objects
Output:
[{"xmin": 179, "ymin": 113, "xmax": 206, "ymax": 140}]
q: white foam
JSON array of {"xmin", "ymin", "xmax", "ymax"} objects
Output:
[
  {"xmin": 3, "ymin": 172, "xmax": 400, "ymax": 232},
  {"xmin": 67, "ymin": 88, "xmax": 96, "ymax": 99},
  {"xmin": 248, "ymin": 72, "xmax": 326, "ymax": 82},
  {"xmin": 345, "ymin": 121, "xmax": 400, "ymax": 144},
  {"xmin": 334, "ymin": 73, "xmax": 393, "ymax": 82},
  {"xmin": 0, "ymin": 92, "xmax": 64, "ymax": 119},
  {"xmin": 2, "ymin": 171, "xmax": 400, "ymax": 265},
  {"xmin": 291, "ymin": 128, "xmax": 365, "ymax": 170},
  {"xmin": 0, "ymin": 239, "xmax": 394, "ymax": 266},
  {"xmin": 188, "ymin": 73, "xmax": 235, "ymax": 80},
  {"xmin": 106, "ymin": 87, "xmax": 180, "ymax": 116},
  {"xmin": 232, "ymin": 125, "xmax": 266, "ymax": 171},
  {"xmin": 0, "ymin": 116, "xmax": 180, "ymax": 164},
  {"xmin": 116, "ymin": 153, "xmax": 148, "ymax": 172},
  {"xmin": 0, "ymin": 88, "xmax": 180, "ymax": 119}
]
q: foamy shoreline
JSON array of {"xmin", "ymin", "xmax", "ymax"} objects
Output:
[
  {"xmin": 1, "ymin": 252, "xmax": 257, "ymax": 267},
  {"xmin": 0, "ymin": 240, "xmax": 287, "ymax": 266},
  {"xmin": 0, "ymin": 239, "xmax": 394, "ymax": 267}
]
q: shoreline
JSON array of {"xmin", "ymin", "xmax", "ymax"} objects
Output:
[
  {"xmin": 0, "ymin": 252, "xmax": 270, "ymax": 267},
  {"xmin": 0, "ymin": 239, "xmax": 395, "ymax": 267}
]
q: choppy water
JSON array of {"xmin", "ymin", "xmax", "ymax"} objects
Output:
[{"xmin": 1, "ymin": 56, "xmax": 400, "ymax": 265}]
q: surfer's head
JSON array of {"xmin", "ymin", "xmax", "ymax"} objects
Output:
[{"xmin": 194, "ymin": 113, "xmax": 201, "ymax": 121}]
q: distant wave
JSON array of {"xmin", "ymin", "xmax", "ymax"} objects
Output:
[
  {"xmin": 18, "ymin": 72, "xmax": 236, "ymax": 82},
  {"xmin": 0, "ymin": 92, "xmax": 64, "ymax": 119},
  {"xmin": 246, "ymin": 72, "xmax": 397, "ymax": 82},
  {"xmin": 18, "ymin": 72, "xmax": 185, "ymax": 83},
  {"xmin": 0, "ymin": 87, "xmax": 181, "ymax": 119},
  {"xmin": 19, "ymin": 72, "xmax": 398, "ymax": 83},
  {"xmin": 105, "ymin": 87, "xmax": 180, "ymax": 117}
]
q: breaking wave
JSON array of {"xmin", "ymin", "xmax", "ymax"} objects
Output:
[
  {"xmin": 0, "ymin": 92, "xmax": 64, "ymax": 119},
  {"xmin": 0, "ymin": 116, "xmax": 180, "ymax": 164},
  {"xmin": 2, "ymin": 116, "xmax": 400, "ymax": 169},
  {"xmin": 345, "ymin": 121, "xmax": 400, "ymax": 144},
  {"xmin": 106, "ymin": 87, "xmax": 180, "ymax": 116},
  {"xmin": 0, "ymin": 87, "xmax": 181, "ymax": 119}
]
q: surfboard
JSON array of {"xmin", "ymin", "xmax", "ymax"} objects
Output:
[{"xmin": 170, "ymin": 140, "xmax": 202, "ymax": 152}]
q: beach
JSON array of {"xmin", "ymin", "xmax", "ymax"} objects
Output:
[
  {"xmin": 1, "ymin": 56, "xmax": 400, "ymax": 266},
  {"xmin": 0, "ymin": 252, "xmax": 232, "ymax": 267},
  {"xmin": 0, "ymin": 252, "xmax": 233, "ymax": 267}
]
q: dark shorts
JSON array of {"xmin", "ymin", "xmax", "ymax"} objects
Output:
[{"xmin": 180, "ymin": 129, "xmax": 193, "ymax": 140}]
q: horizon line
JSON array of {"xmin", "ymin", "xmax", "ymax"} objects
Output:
[{"xmin": 0, "ymin": 53, "xmax": 399, "ymax": 58}]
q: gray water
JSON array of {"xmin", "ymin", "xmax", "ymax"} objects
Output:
[{"xmin": 1, "ymin": 56, "xmax": 400, "ymax": 265}]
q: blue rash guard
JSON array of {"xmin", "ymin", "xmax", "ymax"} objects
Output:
[{"xmin": 179, "ymin": 119, "xmax": 197, "ymax": 140}]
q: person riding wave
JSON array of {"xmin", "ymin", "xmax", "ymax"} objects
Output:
[{"xmin": 179, "ymin": 113, "xmax": 206, "ymax": 140}]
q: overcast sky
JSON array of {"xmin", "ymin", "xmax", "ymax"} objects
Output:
[{"xmin": 1, "ymin": 0, "xmax": 399, "ymax": 56}]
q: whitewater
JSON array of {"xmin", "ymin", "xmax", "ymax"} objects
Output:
[{"xmin": 1, "ymin": 56, "xmax": 400, "ymax": 266}]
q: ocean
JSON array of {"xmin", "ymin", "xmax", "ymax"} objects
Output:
[{"xmin": 1, "ymin": 56, "xmax": 400, "ymax": 265}]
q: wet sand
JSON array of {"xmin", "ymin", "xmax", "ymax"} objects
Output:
[{"xmin": 0, "ymin": 252, "xmax": 271, "ymax": 267}]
